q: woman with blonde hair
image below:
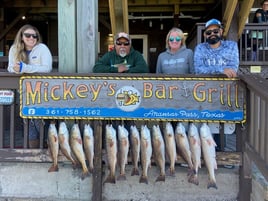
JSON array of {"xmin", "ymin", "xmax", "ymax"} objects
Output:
[
  {"xmin": 8, "ymin": 24, "xmax": 52, "ymax": 73},
  {"xmin": 8, "ymin": 24, "xmax": 53, "ymax": 148},
  {"xmin": 156, "ymin": 27, "xmax": 193, "ymax": 74}
]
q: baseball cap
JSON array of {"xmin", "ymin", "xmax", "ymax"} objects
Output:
[
  {"xmin": 205, "ymin": 19, "xmax": 222, "ymax": 30},
  {"xmin": 115, "ymin": 32, "xmax": 130, "ymax": 41}
]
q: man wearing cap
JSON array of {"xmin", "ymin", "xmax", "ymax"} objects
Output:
[
  {"xmin": 93, "ymin": 32, "xmax": 149, "ymax": 73},
  {"xmin": 193, "ymin": 18, "xmax": 239, "ymax": 78}
]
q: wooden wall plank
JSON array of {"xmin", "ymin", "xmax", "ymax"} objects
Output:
[
  {"xmin": 238, "ymin": 0, "xmax": 255, "ymax": 38},
  {"xmin": 58, "ymin": 0, "xmax": 76, "ymax": 73},
  {"xmin": 77, "ymin": 0, "xmax": 98, "ymax": 73},
  {"xmin": 222, "ymin": 0, "xmax": 238, "ymax": 38}
]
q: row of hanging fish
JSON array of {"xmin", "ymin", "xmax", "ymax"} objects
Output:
[
  {"xmin": 104, "ymin": 122, "xmax": 218, "ymax": 189},
  {"xmin": 47, "ymin": 121, "xmax": 94, "ymax": 180}
]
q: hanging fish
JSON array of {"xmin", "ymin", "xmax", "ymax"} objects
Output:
[
  {"xmin": 175, "ymin": 122, "xmax": 194, "ymax": 176},
  {"xmin": 117, "ymin": 124, "xmax": 129, "ymax": 180},
  {"xmin": 139, "ymin": 125, "xmax": 152, "ymax": 184},
  {"xmin": 83, "ymin": 123, "xmax": 94, "ymax": 173},
  {"xmin": 104, "ymin": 124, "xmax": 117, "ymax": 184},
  {"xmin": 200, "ymin": 123, "xmax": 218, "ymax": 189},
  {"xmin": 188, "ymin": 123, "xmax": 201, "ymax": 185},
  {"xmin": 163, "ymin": 122, "xmax": 177, "ymax": 176},
  {"xmin": 152, "ymin": 124, "xmax": 165, "ymax": 182},
  {"xmin": 130, "ymin": 125, "xmax": 140, "ymax": 176},
  {"xmin": 47, "ymin": 121, "xmax": 59, "ymax": 172},
  {"xmin": 70, "ymin": 123, "xmax": 89, "ymax": 180},
  {"xmin": 58, "ymin": 121, "xmax": 77, "ymax": 169}
]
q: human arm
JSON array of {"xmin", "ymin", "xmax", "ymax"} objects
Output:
[
  {"xmin": 126, "ymin": 50, "xmax": 149, "ymax": 73},
  {"xmin": 194, "ymin": 42, "xmax": 239, "ymax": 76},
  {"xmin": 255, "ymin": 9, "xmax": 265, "ymax": 23},
  {"xmin": 93, "ymin": 52, "xmax": 118, "ymax": 73},
  {"xmin": 155, "ymin": 53, "xmax": 163, "ymax": 74},
  {"xmin": 7, "ymin": 46, "xmax": 18, "ymax": 73},
  {"xmin": 8, "ymin": 44, "xmax": 52, "ymax": 73},
  {"xmin": 20, "ymin": 44, "xmax": 52, "ymax": 73},
  {"xmin": 187, "ymin": 49, "xmax": 194, "ymax": 74}
]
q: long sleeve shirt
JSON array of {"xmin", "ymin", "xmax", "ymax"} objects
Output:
[
  {"xmin": 93, "ymin": 47, "xmax": 149, "ymax": 73},
  {"xmin": 194, "ymin": 40, "xmax": 239, "ymax": 75},
  {"xmin": 8, "ymin": 43, "xmax": 52, "ymax": 73},
  {"xmin": 156, "ymin": 46, "xmax": 194, "ymax": 74}
]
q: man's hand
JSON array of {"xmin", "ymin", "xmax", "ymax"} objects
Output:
[
  {"xmin": 223, "ymin": 68, "xmax": 237, "ymax": 78},
  {"xmin": 117, "ymin": 64, "xmax": 129, "ymax": 73}
]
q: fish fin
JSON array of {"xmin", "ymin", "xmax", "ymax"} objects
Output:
[
  {"xmin": 53, "ymin": 136, "xmax": 58, "ymax": 143},
  {"xmin": 117, "ymin": 174, "xmax": 127, "ymax": 181},
  {"xmin": 155, "ymin": 175, "xmax": 165, "ymax": 182},
  {"xmin": 139, "ymin": 176, "xmax": 148, "ymax": 184}
]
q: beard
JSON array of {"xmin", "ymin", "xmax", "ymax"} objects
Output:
[
  {"xmin": 119, "ymin": 48, "xmax": 127, "ymax": 57},
  {"xmin": 207, "ymin": 35, "xmax": 221, "ymax": 45}
]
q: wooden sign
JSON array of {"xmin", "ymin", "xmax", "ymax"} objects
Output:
[{"xmin": 19, "ymin": 75, "xmax": 246, "ymax": 123}]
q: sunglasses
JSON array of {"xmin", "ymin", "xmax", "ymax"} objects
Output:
[
  {"xmin": 116, "ymin": 40, "xmax": 130, "ymax": 46},
  {"xmin": 205, "ymin": 29, "xmax": 220, "ymax": 36},
  {"xmin": 169, "ymin": 36, "xmax": 181, "ymax": 42},
  {"xmin": 23, "ymin": 33, "xmax": 38, "ymax": 39}
]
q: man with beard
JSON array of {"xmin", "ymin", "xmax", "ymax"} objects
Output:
[
  {"xmin": 93, "ymin": 32, "xmax": 149, "ymax": 73},
  {"xmin": 193, "ymin": 19, "xmax": 239, "ymax": 78}
]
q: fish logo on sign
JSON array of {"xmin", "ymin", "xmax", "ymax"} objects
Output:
[{"xmin": 115, "ymin": 86, "xmax": 141, "ymax": 112}]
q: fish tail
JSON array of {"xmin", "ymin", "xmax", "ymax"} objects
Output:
[
  {"xmin": 187, "ymin": 168, "xmax": 195, "ymax": 176},
  {"xmin": 104, "ymin": 175, "xmax": 116, "ymax": 184},
  {"xmin": 139, "ymin": 175, "xmax": 148, "ymax": 184},
  {"xmin": 131, "ymin": 167, "xmax": 139, "ymax": 176},
  {"xmin": 188, "ymin": 174, "xmax": 199, "ymax": 185},
  {"xmin": 117, "ymin": 174, "xmax": 127, "ymax": 181},
  {"xmin": 155, "ymin": 174, "xmax": 165, "ymax": 182},
  {"xmin": 207, "ymin": 180, "xmax": 218, "ymax": 189},
  {"xmin": 48, "ymin": 164, "xmax": 59, "ymax": 172}
]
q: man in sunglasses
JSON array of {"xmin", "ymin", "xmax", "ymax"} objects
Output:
[
  {"xmin": 193, "ymin": 19, "xmax": 239, "ymax": 78},
  {"xmin": 93, "ymin": 32, "xmax": 149, "ymax": 73}
]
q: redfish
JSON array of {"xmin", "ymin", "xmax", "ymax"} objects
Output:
[
  {"xmin": 83, "ymin": 124, "xmax": 94, "ymax": 173},
  {"xmin": 152, "ymin": 124, "xmax": 165, "ymax": 182},
  {"xmin": 139, "ymin": 125, "xmax": 152, "ymax": 184},
  {"xmin": 188, "ymin": 123, "xmax": 201, "ymax": 185},
  {"xmin": 58, "ymin": 121, "xmax": 77, "ymax": 169},
  {"xmin": 70, "ymin": 123, "xmax": 89, "ymax": 179},
  {"xmin": 175, "ymin": 122, "xmax": 194, "ymax": 176},
  {"xmin": 164, "ymin": 122, "xmax": 177, "ymax": 176},
  {"xmin": 130, "ymin": 125, "xmax": 140, "ymax": 176},
  {"xmin": 200, "ymin": 123, "xmax": 218, "ymax": 189},
  {"xmin": 104, "ymin": 124, "xmax": 117, "ymax": 184},
  {"xmin": 47, "ymin": 121, "xmax": 59, "ymax": 172},
  {"xmin": 117, "ymin": 124, "xmax": 129, "ymax": 180}
]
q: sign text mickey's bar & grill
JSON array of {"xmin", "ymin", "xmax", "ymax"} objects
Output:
[{"xmin": 19, "ymin": 75, "xmax": 246, "ymax": 123}]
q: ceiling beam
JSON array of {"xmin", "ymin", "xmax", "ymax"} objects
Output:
[
  {"xmin": 237, "ymin": 0, "xmax": 255, "ymax": 38},
  {"xmin": 222, "ymin": 0, "xmax": 238, "ymax": 38},
  {"xmin": 108, "ymin": 0, "xmax": 129, "ymax": 35}
]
